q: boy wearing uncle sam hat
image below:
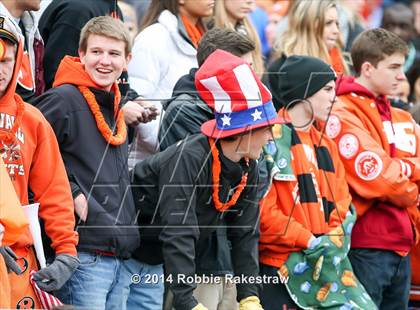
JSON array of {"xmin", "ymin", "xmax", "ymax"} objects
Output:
[
  {"xmin": 131, "ymin": 49, "xmax": 286, "ymax": 310},
  {"xmin": 327, "ymin": 28, "xmax": 420, "ymax": 309},
  {"xmin": 0, "ymin": 14, "xmax": 78, "ymax": 308}
]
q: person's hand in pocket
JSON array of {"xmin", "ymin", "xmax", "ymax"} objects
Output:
[
  {"xmin": 74, "ymin": 193, "xmax": 88, "ymax": 222},
  {"xmin": 33, "ymin": 254, "xmax": 80, "ymax": 291}
]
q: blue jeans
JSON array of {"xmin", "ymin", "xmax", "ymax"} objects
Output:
[
  {"xmin": 349, "ymin": 248, "xmax": 411, "ymax": 310},
  {"xmin": 122, "ymin": 258, "xmax": 164, "ymax": 310},
  {"xmin": 55, "ymin": 252, "xmax": 132, "ymax": 310}
]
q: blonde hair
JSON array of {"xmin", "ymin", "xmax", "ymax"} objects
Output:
[
  {"xmin": 212, "ymin": 0, "xmax": 264, "ymax": 76},
  {"xmin": 274, "ymin": 0, "xmax": 348, "ymax": 73},
  {"xmin": 79, "ymin": 16, "xmax": 132, "ymax": 56}
]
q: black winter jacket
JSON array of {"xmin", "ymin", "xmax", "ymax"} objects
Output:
[
  {"xmin": 158, "ymin": 69, "xmax": 233, "ymax": 275},
  {"xmin": 159, "ymin": 69, "xmax": 213, "ymax": 151},
  {"xmin": 132, "ymin": 134, "xmax": 261, "ymax": 310},
  {"xmin": 39, "ymin": 0, "xmax": 122, "ymax": 90},
  {"xmin": 33, "ymin": 85, "xmax": 140, "ymax": 258}
]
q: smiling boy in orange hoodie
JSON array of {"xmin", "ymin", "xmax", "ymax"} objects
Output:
[
  {"xmin": 327, "ymin": 28, "xmax": 420, "ymax": 309},
  {"xmin": 33, "ymin": 16, "xmax": 141, "ymax": 309},
  {"xmin": 0, "ymin": 14, "xmax": 78, "ymax": 308}
]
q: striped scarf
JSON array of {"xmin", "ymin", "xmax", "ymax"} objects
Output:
[
  {"xmin": 289, "ymin": 123, "xmax": 337, "ymax": 223},
  {"xmin": 264, "ymin": 123, "xmax": 338, "ymax": 224}
]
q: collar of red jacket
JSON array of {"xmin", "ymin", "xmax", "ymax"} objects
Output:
[
  {"xmin": 336, "ymin": 76, "xmax": 371, "ymax": 97},
  {"xmin": 336, "ymin": 75, "xmax": 395, "ymax": 155},
  {"xmin": 337, "ymin": 75, "xmax": 389, "ymax": 106}
]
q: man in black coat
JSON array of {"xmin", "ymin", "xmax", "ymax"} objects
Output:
[
  {"xmin": 157, "ymin": 27, "xmax": 264, "ymax": 310},
  {"xmin": 132, "ymin": 49, "xmax": 286, "ymax": 310}
]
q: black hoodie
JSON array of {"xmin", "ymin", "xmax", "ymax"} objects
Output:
[
  {"xmin": 158, "ymin": 68, "xmax": 233, "ymax": 275},
  {"xmin": 159, "ymin": 68, "xmax": 213, "ymax": 151},
  {"xmin": 157, "ymin": 67, "xmax": 270, "ymax": 277},
  {"xmin": 132, "ymin": 134, "xmax": 261, "ymax": 310},
  {"xmin": 39, "ymin": 0, "xmax": 122, "ymax": 90},
  {"xmin": 33, "ymin": 56, "xmax": 139, "ymax": 258}
]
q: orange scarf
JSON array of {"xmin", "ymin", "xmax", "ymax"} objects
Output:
[
  {"xmin": 329, "ymin": 47, "xmax": 345, "ymax": 76},
  {"xmin": 181, "ymin": 15, "xmax": 204, "ymax": 48}
]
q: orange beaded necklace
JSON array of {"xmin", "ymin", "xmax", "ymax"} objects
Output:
[
  {"xmin": 78, "ymin": 86, "xmax": 126, "ymax": 145},
  {"xmin": 209, "ymin": 138, "xmax": 249, "ymax": 212}
]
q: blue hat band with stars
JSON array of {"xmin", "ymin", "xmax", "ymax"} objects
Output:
[{"xmin": 215, "ymin": 101, "xmax": 277, "ymax": 130}]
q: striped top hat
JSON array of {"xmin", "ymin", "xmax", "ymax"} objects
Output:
[{"xmin": 196, "ymin": 49, "xmax": 287, "ymax": 138}]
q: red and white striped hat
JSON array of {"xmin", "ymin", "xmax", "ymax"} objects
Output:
[{"xmin": 195, "ymin": 49, "xmax": 287, "ymax": 138}]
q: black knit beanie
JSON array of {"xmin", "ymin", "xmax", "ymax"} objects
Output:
[
  {"xmin": 266, "ymin": 55, "xmax": 286, "ymax": 111},
  {"xmin": 269, "ymin": 55, "xmax": 336, "ymax": 110}
]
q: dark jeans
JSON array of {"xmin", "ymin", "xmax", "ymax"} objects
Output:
[
  {"xmin": 348, "ymin": 248, "xmax": 411, "ymax": 310},
  {"xmin": 259, "ymin": 264, "xmax": 301, "ymax": 310},
  {"xmin": 409, "ymin": 300, "xmax": 420, "ymax": 309}
]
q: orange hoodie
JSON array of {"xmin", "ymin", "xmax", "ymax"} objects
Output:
[
  {"xmin": 0, "ymin": 157, "xmax": 28, "ymax": 309},
  {"xmin": 0, "ymin": 41, "xmax": 77, "ymax": 256},
  {"xmin": 259, "ymin": 123, "xmax": 351, "ymax": 268},
  {"xmin": 329, "ymin": 77, "xmax": 420, "ymax": 249},
  {"xmin": 0, "ymin": 157, "xmax": 28, "ymax": 245}
]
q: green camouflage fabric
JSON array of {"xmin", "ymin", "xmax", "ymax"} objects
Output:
[
  {"xmin": 278, "ymin": 207, "xmax": 377, "ymax": 310},
  {"xmin": 263, "ymin": 124, "xmax": 295, "ymax": 183}
]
